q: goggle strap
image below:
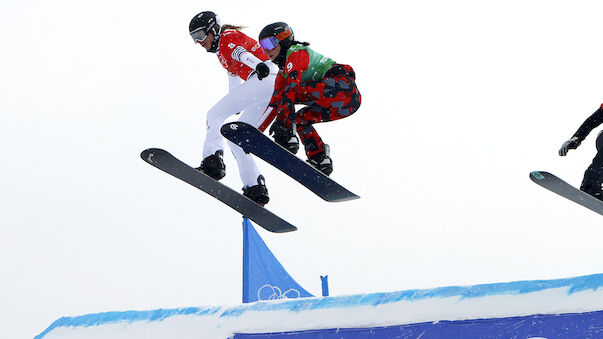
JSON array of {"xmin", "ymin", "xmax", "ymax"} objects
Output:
[{"xmin": 275, "ymin": 29, "xmax": 292, "ymax": 42}]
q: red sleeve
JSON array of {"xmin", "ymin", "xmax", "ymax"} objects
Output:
[
  {"xmin": 269, "ymin": 73, "xmax": 286, "ymax": 107},
  {"xmin": 276, "ymin": 50, "xmax": 310, "ymax": 125}
]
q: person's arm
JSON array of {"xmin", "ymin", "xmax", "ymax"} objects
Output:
[
  {"xmin": 232, "ymin": 46, "xmax": 271, "ymax": 80},
  {"xmin": 268, "ymin": 73, "xmax": 300, "ymax": 153},
  {"xmin": 232, "ymin": 46, "xmax": 262, "ymax": 69},
  {"xmin": 559, "ymin": 105, "xmax": 603, "ymax": 156},
  {"xmin": 572, "ymin": 105, "xmax": 603, "ymax": 142},
  {"xmin": 270, "ymin": 73, "xmax": 286, "ymax": 108},
  {"xmin": 276, "ymin": 50, "xmax": 310, "ymax": 127}
]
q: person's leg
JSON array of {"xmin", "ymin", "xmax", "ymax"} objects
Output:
[
  {"xmin": 199, "ymin": 90, "xmax": 248, "ymax": 180},
  {"xmin": 225, "ymin": 74, "xmax": 276, "ymax": 204},
  {"xmin": 200, "ymin": 76, "xmax": 271, "ymax": 180},
  {"xmin": 292, "ymin": 65, "xmax": 361, "ymax": 174},
  {"xmin": 203, "ymin": 85, "xmax": 256, "ymax": 159},
  {"xmin": 228, "ymin": 73, "xmax": 276, "ymax": 184},
  {"xmin": 580, "ymin": 131, "xmax": 603, "ymax": 200}
]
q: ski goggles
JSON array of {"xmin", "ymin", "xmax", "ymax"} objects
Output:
[
  {"xmin": 259, "ymin": 29, "xmax": 293, "ymax": 51},
  {"xmin": 190, "ymin": 28, "xmax": 208, "ymax": 44}
]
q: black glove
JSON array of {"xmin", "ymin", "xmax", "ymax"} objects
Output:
[
  {"xmin": 269, "ymin": 120, "xmax": 299, "ymax": 154},
  {"xmin": 559, "ymin": 137, "xmax": 581, "ymax": 156},
  {"xmin": 255, "ymin": 62, "xmax": 270, "ymax": 80}
]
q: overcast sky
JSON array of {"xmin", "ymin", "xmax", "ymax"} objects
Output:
[{"xmin": 3, "ymin": 0, "xmax": 603, "ymax": 338}]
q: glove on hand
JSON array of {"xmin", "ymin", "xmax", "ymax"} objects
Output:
[
  {"xmin": 269, "ymin": 120, "xmax": 299, "ymax": 154},
  {"xmin": 255, "ymin": 62, "xmax": 270, "ymax": 80},
  {"xmin": 559, "ymin": 137, "xmax": 581, "ymax": 156}
]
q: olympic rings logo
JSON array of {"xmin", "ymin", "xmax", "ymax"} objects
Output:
[{"xmin": 257, "ymin": 284, "xmax": 301, "ymax": 301}]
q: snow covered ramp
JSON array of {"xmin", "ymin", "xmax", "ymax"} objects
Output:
[{"xmin": 36, "ymin": 273, "xmax": 603, "ymax": 339}]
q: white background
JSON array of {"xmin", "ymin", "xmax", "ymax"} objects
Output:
[{"xmin": 2, "ymin": 0, "xmax": 603, "ymax": 338}]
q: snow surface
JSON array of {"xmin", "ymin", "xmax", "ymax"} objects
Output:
[{"xmin": 36, "ymin": 273, "xmax": 603, "ymax": 339}]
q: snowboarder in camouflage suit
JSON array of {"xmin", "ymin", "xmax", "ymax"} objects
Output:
[{"xmin": 257, "ymin": 22, "xmax": 361, "ymax": 176}]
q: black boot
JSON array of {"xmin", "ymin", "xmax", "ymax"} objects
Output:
[
  {"xmin": 580, "ymin": 180, "xmax": 603, "ymax": 201},
  {"xmin": 242, "ymin": 175, "xmax": 270, "ymax": 205},
  {"xmin": 580, "ymin": 150, "xmax": 603, "ymax": 201},
  {"xmin": 196, "ymin": 150, "xmax": 226, "ymax": 180},
  {"xmin": 307, "ymin": 144, "xmax": 333, "ymax": 176},
  {"xmin": 269, "ymin": 120, "xmax": 299, "ymax": 154}
]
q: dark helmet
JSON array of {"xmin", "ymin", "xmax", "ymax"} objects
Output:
[
  {"xmin": 189, "ymin": 11, "xmax": 221, "ymax": 53},
  {"xmin": 258, "ymin": 22, "xmax": 294, "ymax": 50},
  {"xmin": 258, "ymin": 22, "xmax": 294, "ymax": 67}
]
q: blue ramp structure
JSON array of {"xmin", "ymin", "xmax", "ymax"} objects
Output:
[
  {"xmin": 36, "ymin": 273, "xmax": 603, "ymax": 338},
  {"xmin": 242, "ymin": 218, "xmax": 313, "ymax": 303}
]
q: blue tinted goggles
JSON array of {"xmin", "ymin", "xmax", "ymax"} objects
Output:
[
  {"xmin": 259, "ymin": 36, "xmax": 280, "ymax": 51},
  {"xmin": 259, "ymin": 29, "xmax": 292, "ymax": 51}
]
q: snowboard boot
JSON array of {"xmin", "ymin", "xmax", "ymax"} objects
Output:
[
  {"xmin": 307, "ymin": 144, "xmax": 333, "ymax": 176},
  {"xmin": 270, "ymin": 121, "xmax": 300, "ymax": 154},
  {"xmin": 281, "ymin": 134, "xmax": 300, "ymax": 154},
  {"xmin": 580, "ymin": 182, "xmax": 603, "ymax": 201},
  {"xmin": 196, "ymin": 150, "xmax": 226, "ymax": 180},
  {"xmin": 242, "ymin": 175, "xmax": 270, "ymax": 206},
  {"xmin": 580, "ymin": 166, "xmax": 603, "ymax": 201}
]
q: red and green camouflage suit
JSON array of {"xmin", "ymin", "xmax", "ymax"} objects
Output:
[{"xmin": 269, "ymin": 45, "xmax": 361, "ymax": 158}]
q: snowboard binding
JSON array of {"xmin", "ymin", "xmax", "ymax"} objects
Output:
[
  {"xmin": 243, "ymin": 175, "xmax": 270, "ymax": 206},
  {"xmin": 307, "ymin": 144, "xmax": 333, "ymax": 176},
  {"xmin": 269, "ymin": 120, "xmax": 299, "ymax": 154},
  {"xmin": 197, "ymin": 150, "xmax": 226, "ymax": 180}
]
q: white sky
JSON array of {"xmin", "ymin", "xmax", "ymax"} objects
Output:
[{"xmin": 2, "ymin": 0, "xmax": 603, "ymax": 338}]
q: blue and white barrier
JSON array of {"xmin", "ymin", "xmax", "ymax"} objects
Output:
[{"xmin": 36, "ymin": 273, "xmax": 603, "ymax": 339}]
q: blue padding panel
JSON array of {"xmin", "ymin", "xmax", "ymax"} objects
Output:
[{"xmin": 233, "ymin": 310, "xmax": 603, "ymax": 339}]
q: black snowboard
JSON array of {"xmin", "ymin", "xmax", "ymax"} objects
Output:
[
  {"xmin": 221, "ymin": 121, "xmax": 359, "ymax": 202},
  {"xmin": 141, "ymin": 148, "xmax": 297, "ymax": 233},
  {"xmin": 530, "ymin": 171, "xmax": 603, "ymax": 216}
]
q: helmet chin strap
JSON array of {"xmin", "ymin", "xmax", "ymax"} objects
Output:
[
  {"xmin": 274, "ymin": 52, "xmax": 286, "ymax": 68},
  {"xmin": 208, "ymin": 32, "xmax": 220, "ymax": 53},
  {"xmin": 274, "ymin": 45, "xmax": 289, "ymax": 68}
]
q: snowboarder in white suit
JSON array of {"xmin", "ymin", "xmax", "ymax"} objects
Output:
[{"xmin": 189, "ymin": 11, "xmax": 278, "ymax": 205}]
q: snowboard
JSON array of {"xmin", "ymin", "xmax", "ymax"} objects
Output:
[
  {"xmin": 220, "ymin": 121, "xmax": 360, "ymax": 202},
  {"xmin": 529, "ymin": 171, "xmax": 603, "ymax": 216},
  {"xmin": 140, "ymin": 148, "xmax": 297, "ymax": 233}
]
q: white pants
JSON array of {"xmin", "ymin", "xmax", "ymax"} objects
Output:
[{"xmin": 203, "ymin": 72, "xmax": 276, "ymax": 188}]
